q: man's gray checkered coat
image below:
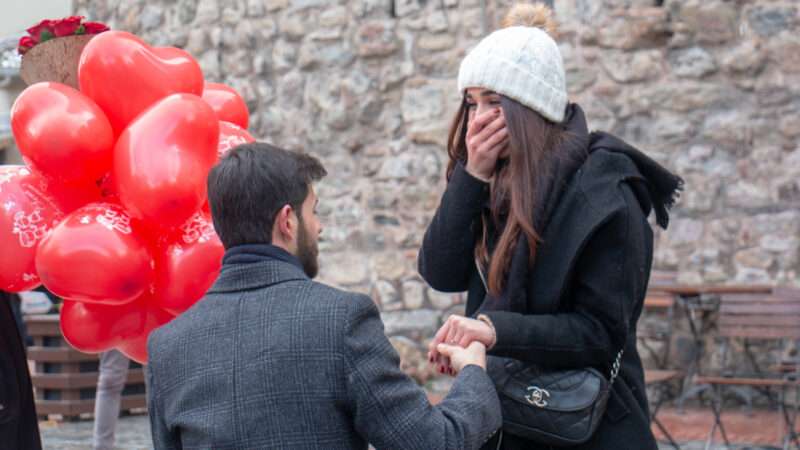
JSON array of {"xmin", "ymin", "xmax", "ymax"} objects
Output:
[{"xmin": 147, "ymin": 259, "xmax": 501, "ymax": 449}]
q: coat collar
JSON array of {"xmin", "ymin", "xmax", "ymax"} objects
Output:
[
  {"xmin": 469, "ymin": 149, "xmax": 642, "ymax": 317},
  {"xmin": 207, "ymin": 259, "xmax": 308, "ymax": 294},
  {"xmin": 222, "ymin": 243, "xmax": 304, "ymax": 270}
]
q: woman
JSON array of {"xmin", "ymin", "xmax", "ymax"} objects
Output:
[{"xmin": 419, "ymin": 4, "xmax": 682, "ymax": 449}]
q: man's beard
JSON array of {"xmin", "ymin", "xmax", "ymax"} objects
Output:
[{"xmin": 296, "ymin": 218, "xmax": 319, "ymax": 279}]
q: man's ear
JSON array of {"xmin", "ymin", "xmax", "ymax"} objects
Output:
[{"xmin": 273, "ymin": 205, "xmax": 296, "ymax": 243}]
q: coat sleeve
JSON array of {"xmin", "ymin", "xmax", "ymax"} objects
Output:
[
  {"xmin": 418, "ymin": 162, "xmax": 490, "ymax": 292},
  {"xmin": 344, "ymin": 294, "xmax": 501, "ymax": 450},
  {"xmin": 146, "ymin": 339, "xmax": 183, "ymax": 450},
  {"xmin": 483, "ymin": 188, "xmax": 649, "ymax": 368}
]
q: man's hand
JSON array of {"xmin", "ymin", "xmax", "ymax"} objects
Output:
[{"xmin": 436, "ymin": 341, "xmax": 487, "ymax": 372}]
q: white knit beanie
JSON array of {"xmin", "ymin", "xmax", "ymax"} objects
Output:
[{"xmin": 458, "ymin": 4, "xmax": 567, "ymax": 123}]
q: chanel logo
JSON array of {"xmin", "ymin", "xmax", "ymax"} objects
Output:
[{"xmin": 525, "ymin": 386, "xmax": 550, "ymax": 407}]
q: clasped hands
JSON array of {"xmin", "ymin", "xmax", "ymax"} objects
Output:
[{"xmin": 427, "ymin": 315, "xmax": 496, "ymax": 376}]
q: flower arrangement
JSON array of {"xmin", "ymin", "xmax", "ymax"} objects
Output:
[
  {"xmin": 18, "ymin": 16, "xmax": 111, "ymax": 89},
  {"xmin": 18, "ymin": 16, "xmax": 109, "ymax": 55}
]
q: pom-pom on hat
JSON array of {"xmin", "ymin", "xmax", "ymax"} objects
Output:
[{"xmin": 458, "ymin": 3, "xmax": 568, "ymax": 123}]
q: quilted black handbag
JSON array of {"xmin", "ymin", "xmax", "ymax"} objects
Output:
[
  {"xmin": 485, "ymin": 351, "xmax": 622, "ymax": 447},
  {"xmin": 475, "ymin": 258, "xmax": 623, "ymax": 447}
]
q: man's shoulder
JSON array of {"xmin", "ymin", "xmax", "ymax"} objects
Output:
[
  {"xmin": 147, "ymin": 281, "xmax": 376, "ymax": 360},
  {"xmin": 146, "ymin": 297, "xmax": 221, "ymax": 364},
  {"xmin": 147, "ymin": 312, "xmax": 187, "ymax": 365},
  {"xmin": 304, "ymin": 280, "xmax": 377, "ymax": 316},
  {"xmin": 306, "ymin": 279, "xmax": 368, "ymax": 299},
  {"xmin": 256, "ymin": 279, "xmax": 380, "ymax": 335}
]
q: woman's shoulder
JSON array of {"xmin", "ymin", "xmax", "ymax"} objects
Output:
[
  {"xmin": 572, "ymin": 149, "xmax": 642, "ymax": 218},
  {"xmin": 537, "ymin": 148, "xmax": 640, "ymax": 250}
]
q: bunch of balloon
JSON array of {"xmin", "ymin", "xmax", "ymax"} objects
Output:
[{"xmin": 2, "ymin": 29, "xmax": 255, "ymax": 363}]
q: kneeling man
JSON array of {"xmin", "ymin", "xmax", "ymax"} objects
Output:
[{"xmin": 147, "ymin": 143, "xmax": 501, "ymax": 450}]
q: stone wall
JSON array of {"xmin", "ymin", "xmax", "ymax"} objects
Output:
[{"xmin": 71, "ymin": 0, "xmax": 800, "ymax": 385}]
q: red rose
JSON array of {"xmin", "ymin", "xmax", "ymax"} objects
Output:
[
  {"xmin": 17, "ymin": 36, "xmax": 36, "ymax": 55},
  {"xmin": 26, "ymin": 19, "xmax": 54, "ymax": 41},
  {"xmin": 83, "ymin": 22, "xmax": 110, "ymax": 34},
  {"xmin": 52, "ymin": 16, "xmax": 84, "ymax": 37}
]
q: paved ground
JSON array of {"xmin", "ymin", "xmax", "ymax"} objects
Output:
[
  {"xmin": 40, "ymin": 407, "xmax": 796, "ymax": 449},
  {"xmin": 655, "ymin": 406, "xmax": 799, "ymax": 449},
  {"xmin": 40, "ymin": 414, "xmax": 151, "ymax": 450}
]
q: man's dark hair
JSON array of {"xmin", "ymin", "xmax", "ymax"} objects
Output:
[{"xmin": 207, "ymin": 142, "xmax": 327, "ymax": 249}]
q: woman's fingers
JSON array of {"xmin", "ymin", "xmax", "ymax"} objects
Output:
[
  {"xmin": 466, "ymin": 108, "xmax": 500, "ymax": 139},
  {"xmin": 436, "ymin": 353, "xmax": 451, "ymax": 374},
  {"xmin": 470, "ymin": 116, "xmax": 506, "ymax": 150},
  {"xmin": 458, "ymin": 334, "xmax": 474, "ymax": 348},
  {"xmin": 429, "ymin": 320, "xmax": 451, "ymax": 361},
  {"xmin": 481, "ymin": 127, "xmax": 508, "ymax": 152},
  {"xmin": 482, "ymin": 137, "xmax": 509, "ymax": 161},
  {"xmin": 452, "ymin": 329, "xmax": 465, "ymax": 347},
  {"xmin": 431, "ymin": 316, "xmax": 490, "ymax": 373},
  {"xmin": 430, "ymin": 316, "xmax": 457, "ymax": 362},
  {"xmin": 445, "ymin": 322, "xmax": 459, "ymax": 346}
]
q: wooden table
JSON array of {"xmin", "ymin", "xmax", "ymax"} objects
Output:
[
  {"xmin": 648, "ymin": 284, "xmax": 780, "ymax": 411},
  {"xmin": 655, "ymin": 284, "xmax": 774, "ymax": 297}
]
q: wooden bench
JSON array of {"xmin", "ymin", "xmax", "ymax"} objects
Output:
[
  {"xmin": 640, "ymin": 271, "xmax": 680, "ymax": 369},
  {"xmin": 640, "ymin": 272, "xmax": 683, "ymax": 448},
  {"xmin": 644, "ymin": 292, "xmax": 677, "ymax": 310},
  {"xmin": 693, "ymin": 289, "xmax": 800, "ymax": 450},
  {"xmin": 24, "ymin": 314, "xmax": 147, "ymax": 420}
]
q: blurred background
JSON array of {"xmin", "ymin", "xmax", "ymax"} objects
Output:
[{"xmin": 2, "ymin": 0, "xmax": 799, "ymax": 448}]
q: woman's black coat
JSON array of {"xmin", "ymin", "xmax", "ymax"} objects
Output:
[{"xmin": 418, "ymin": 121, "xmax": 679, "ymax": 449}]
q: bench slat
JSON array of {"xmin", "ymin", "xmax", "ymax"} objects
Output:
[
  {"xmin": 719, "ymin": 304, "xmax": 800, "ymax": 314},
  {"xmin": 26, "ymin": 347, "xmax": 99, "ymax": 362},
  {"xmin": 694, "ymin": 376, "xmax": 797, "ymax": 387},
  {"xmin": 35, "ymin": 395, "xmax": 147, "ymax": 416},
  {"xmin": 719, "ymin": 326, "xmax": 800, "ymax": 339},
  {"xmin": 645, "ymin": 370, "xmax": 683, "ymax": 384},
  {"xmin": 31, "ymin": 369, "xmax": 145, "ymax": 389},
  {"xmin": 719, "ymin": 316, "xmax": 800, "ymax": 327}
]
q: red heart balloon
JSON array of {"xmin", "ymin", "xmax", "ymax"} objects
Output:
[
  {"xmin": 202, "ymin": 83, "xmax": 249, "ymax": 129},
  {"xmin": 46, "ymin": 180, "xmax": 104, "ymax": 215},
  {"xmin": 36, "ymin": 203, "xmax": 153, "ymax": 304},
  {"xmin": 114, "ymin": 94, "xmax": 219, "ymax": 229},
  {"xmin": 0, "ymin": 166, "xmax": 63, "ymax": 292},
  {"xmin": 60, "ymin": 299, "xmax": 146, "ymax": 353},
  {"xmin": 11, "ymin": 82, "xmax": 114, "ymax": 185},
  {"xmin": 79, "ymin": 31, "xmax": 204, "ymax": 136},
  {"xmin": 152, "ymin": 213, "xmax": 224, "ymax": 315},
  {"xmin": 217, "ymin": 121, "xmax": 255, "ymax": 159},
  {"xmin": 116, "ymin": 303, "xmax": 175, "ymax": 364}
]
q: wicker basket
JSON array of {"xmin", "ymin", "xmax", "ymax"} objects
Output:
[{"xmin": 20, "ymin": 34, "xmax": 95, "ymax": 89}]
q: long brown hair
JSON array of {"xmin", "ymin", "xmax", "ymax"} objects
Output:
[{"xmin": 446, "ymin": 95, "xmax": 567, "ymax": 297}]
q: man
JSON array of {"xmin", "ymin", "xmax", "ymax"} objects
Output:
[
  {"xmin": 0, "ymin": 291, "xmax": 42, "ymax": 450},
  {"xmin": 147, "ymin": 143, "xmax": 501, "ymax": 450}
]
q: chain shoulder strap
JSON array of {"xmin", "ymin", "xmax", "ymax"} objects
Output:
[{"xmin": 609, "ymin": 349, "xmax": 624, "ymax": 384}]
